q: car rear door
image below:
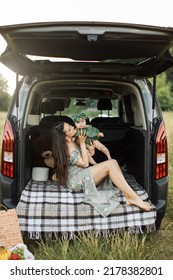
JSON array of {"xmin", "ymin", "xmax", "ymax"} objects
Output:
[{"xmin": 1, "ymin": 21, "xmax": 173, "ymax": 76}]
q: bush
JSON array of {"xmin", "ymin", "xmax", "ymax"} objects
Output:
[{"xmin": 0, "ymin": 73, "xmax": 11, "ymax": 111}]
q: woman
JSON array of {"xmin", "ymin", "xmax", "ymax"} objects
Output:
[{"xmin": 52, "ymin": 122, "xmax": 152, "ymax": 217}]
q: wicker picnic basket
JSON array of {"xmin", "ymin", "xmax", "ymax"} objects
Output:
[{"xmin": 0, "ymin": 205, "xmax": 23, "ymax": 248}]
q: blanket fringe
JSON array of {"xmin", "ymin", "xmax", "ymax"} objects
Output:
[{"xmin": 24, "ymin": 223, "xmax": 156, "ymax": 241}]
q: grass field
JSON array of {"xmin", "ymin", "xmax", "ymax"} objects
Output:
[
  {"xmin": 0, "ymin": 112, "xmax": 6, "ymax": 151},
  {"xmin": 0, "ymin": 111, "xmax": 173, "ymax": 259}
]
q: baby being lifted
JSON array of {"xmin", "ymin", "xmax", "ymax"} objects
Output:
[{"xmin": 72, "ymin": 113, "xmax": 111, "ymax": 165}]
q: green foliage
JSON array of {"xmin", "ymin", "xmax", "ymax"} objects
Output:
[
  {"xmin": 166, "ymin": 66, "xmax": 173, "ymax": 91},
  {"xmin": 157, "ymin": 72, "xmax": 173, "ymax": 111},
  {"xmin": 0, "ymin": 73, "xmax": 11, "ymax": 111},
  {"xmin": 64, "ymin": 99, "xmax": 118, "ymax": 119},
  {"xmin": 30, "ymin": 228, "xmax": 173, "ymax": 260},
  {"xmin": 32, "ymin": 232, "xmax": 150, "ymax": 260}
]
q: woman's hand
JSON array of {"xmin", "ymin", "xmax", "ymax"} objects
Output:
[
  {"xmin": 86, "ymin": 141, "xmax": 95, "ymax": 156},
  {"xmin": 76, "ymin": 129, "xmax": 89, "ymax": 167},
  {"xmin": 78, "ymin": 129, "xmax": 87, "ymax": 145}
]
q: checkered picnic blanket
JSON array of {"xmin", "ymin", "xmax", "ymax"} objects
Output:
[{"xmin": 16, "ymin": 173, "xmax": 156, "ymax": 238}]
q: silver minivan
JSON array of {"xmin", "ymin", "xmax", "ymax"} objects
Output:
[{"xmin": 0, "ymin": 22, "xmax": 173, "ymax": 232}]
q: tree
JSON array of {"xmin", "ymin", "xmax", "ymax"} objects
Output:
[
  {"xmin": 166, "ymin": 67, "xmax": 173, "ymax": 92},
  {"xmin": 0, "ymin": 73, "xmax": 11, "ymax": 111},
  {"xmin": 156, "ymin": 72, "xmax": 173, "ymax": 111}
]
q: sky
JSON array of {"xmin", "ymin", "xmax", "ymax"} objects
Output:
[{"xmin": 0, "ymin": 0, "xmax": 173, "ymax": 95}]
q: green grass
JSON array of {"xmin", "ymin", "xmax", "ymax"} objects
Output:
[
  {"xmin": 0, "ymin": 112, "xmax": 6, "ymax": 152},
  {"xmin": 0, "ymin": 111, "xmax": 173, "ymax": 259},
  {"xmin": 32, "ymin": 232, "xmax": 151, "ymax": 260}
]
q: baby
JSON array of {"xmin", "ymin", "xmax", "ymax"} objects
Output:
[{"xmin": 72, "ymin": 112, "xmax": 111, "ymax": 165}]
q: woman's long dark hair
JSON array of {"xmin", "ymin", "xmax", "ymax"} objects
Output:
[{"xmin": 52, "ymin": 122, "xmax": 69, "ymax": 185}]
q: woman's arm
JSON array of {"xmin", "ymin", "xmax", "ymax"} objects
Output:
[{"xmin": 88, "ymin": 153, "xmax": 97, "ymax": 165}]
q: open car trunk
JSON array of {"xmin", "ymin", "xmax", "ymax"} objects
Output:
[
  {"xmin": 17, "ymin": 102, "xmax": 155, "ymax": 237},
  {"xmin": 17, "ymin": 77, "xmax": 150, "ymax": 196}
]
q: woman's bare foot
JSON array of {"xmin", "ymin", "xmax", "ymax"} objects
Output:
[{"xmin": 126, "ymin": 197, "xmax": 152, "ymax": 211}]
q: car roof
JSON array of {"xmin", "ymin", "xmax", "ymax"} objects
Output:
[{"xmin": 1, "ymin": 21, "xmax": 173, "ymax": 77}]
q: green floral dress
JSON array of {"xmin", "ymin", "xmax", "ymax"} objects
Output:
[{"xmin": 66, "ymin": 149, "xmax": 120, "ymax": 217}]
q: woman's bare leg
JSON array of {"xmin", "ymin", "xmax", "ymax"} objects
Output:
[{"xmin": 90, "ymin": 159, "xmax": 151, "ymax": 211}]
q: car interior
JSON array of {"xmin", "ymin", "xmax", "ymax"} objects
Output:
[{"xmin": 21, "ymin": 80, "xmax": 148, "ymax": 190}]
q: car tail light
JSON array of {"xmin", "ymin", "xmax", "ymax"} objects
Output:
[
  {"xmin": 0, "ymin": 119, "xmax": 15, "ymax": 178},
  {"xmin": 155, "ymin": 121, "xmax": 168, "ymax": 180}
]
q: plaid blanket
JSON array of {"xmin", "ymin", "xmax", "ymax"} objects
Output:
[{"xmin": 17, "ymin": 173, "xmax": 156, "ymax": 238}]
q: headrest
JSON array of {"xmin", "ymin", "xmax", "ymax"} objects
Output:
[
  {"xmin": 41, "ymin": 100, "xmax": 65, "ymax": 114},
  {"xmin": 40, "ymin": 101, "xmax": 57, "ymax": 114},
  {"xmin": 40, "ymin": 115, "xmax": 74, "ymax": 126},
  {"xmin": 53, "ymin": 99, "xmax": 65, "ymax": 111},
  {"xmin": 97, "ymin": 98, "xmax": 112, "ymax": 110}
]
